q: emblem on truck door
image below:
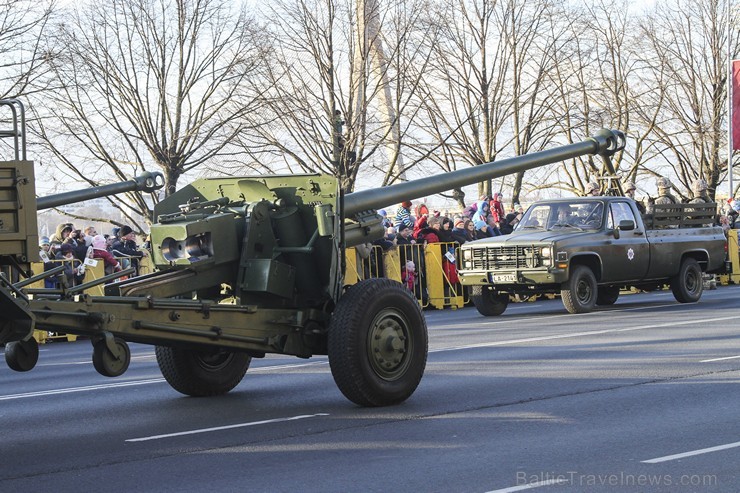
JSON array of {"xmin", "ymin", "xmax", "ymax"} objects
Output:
[{"xmin": 627, "ymin": 248, "xmax": 635, "ymax": 260}]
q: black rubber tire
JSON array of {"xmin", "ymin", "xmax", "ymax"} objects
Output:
[
  {"xmin": 328, "ymin": 278, "xmax": 428, "ymax": 407},
  {"xmin": 470, "ymin": 286, "xmax": 509, "ymax": 316},
  {"xmin": 596, "ymin": 286, "xmax": 620, "ymax": 306},
  {"xmin": 561, "ymin": 265, "xmax": 597, "ymax": 313},
  {"xmin": 670, "ymin": 257, "xmax": 703, "ymax": 303},
  {"xmin": 155, "ymin": 346, "xmax": 251, "ymax": 396},
  {"xmin": 4, "ymin": 338, "xmax": 39, "ymax": 372},
  {"xmin": 92, "ymin": 337, "xmax": 131, "ymax": 377}
]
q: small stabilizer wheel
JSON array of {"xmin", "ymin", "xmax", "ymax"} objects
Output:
[
  {"xmin": 92, "ymin": 336, "xmax": 131, "ymax": 377},
  {"xmin": 5, "ymin": 338, "xmax": 39, "ymax": 372}
]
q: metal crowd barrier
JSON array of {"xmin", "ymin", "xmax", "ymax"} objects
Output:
[{"xmin": 345, "ymin": 242, "xmax": 465, "ymax": 309}]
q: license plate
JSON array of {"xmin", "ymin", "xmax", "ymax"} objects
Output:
[{"xmin": 491, "ymin": 273, "xmax": 517, "ymax": 283}]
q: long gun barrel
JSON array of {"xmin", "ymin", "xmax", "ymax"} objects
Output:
[
  {"xmin": 37, "ymin": 172, "xmax": 165, "ymax": 210},
  {"xmin": 344, "ymin": 128, "xmax": 625, "ymax": 216}
]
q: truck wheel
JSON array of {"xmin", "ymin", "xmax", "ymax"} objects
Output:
[
  {"xmin": 155, "ymin": 346, "xmax": 251, "ymax": 396},
  {"xmin": 328, "ymin": 278, "xmax": 428, "ymax": 407},
  {"xmin": 670, "ymin": 257, "xmax": 703, "ymax": 303},
  {"xmin": 596, "ymin": 286, "xmax": 620, "ymax": 305},
  {"xmin": 470, "ymin": 286, "xmax": 509, "ymax": 316},
  {"xmin": 561, "ymin": 265, "xmax": 597, "ymax": 313}
]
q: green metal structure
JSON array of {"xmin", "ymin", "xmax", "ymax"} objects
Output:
[{"xmin": 0, "ymin": 98, "xmax": 626, "ymax": 406}]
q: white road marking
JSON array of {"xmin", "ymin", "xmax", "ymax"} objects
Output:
[
  {"xmin": 431, "ymin": 315, "xmax": 738, "ymax": 353},
  {"xmin": 642, "ymin": 440, "xmax": 740, "ymax": 463},
  {"xmin": 433, "ymin": 302, "xmax": 684, "ymax": 330},
  {"xmin": 6, "ymin": 314, "xmax": 736, "ymax": 400},
  {"xmin": 485, "ymin": 479, "xmax": 569, "ymax": 492},
  {"xmin": 0, "ymin": 361, "xmax": 329, "ymax": 400},
  {"xmin": 701, "ymin": 355, "xmax": 740, "ymax": 363},
  {"xmin": 126, "ymin": 413, "xmax": 330, "ymax": 442},
  {"xmin": 248, "ymin": 361, "xmax": 328, "ymax": 371},
  {"xmin": 0, "ymin": 378, "xmax": 166, "ymax": 400}
]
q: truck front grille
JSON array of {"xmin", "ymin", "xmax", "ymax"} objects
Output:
[{"xmin": 470, "ymin": 245, "xmax": 542, "ymax": 270}]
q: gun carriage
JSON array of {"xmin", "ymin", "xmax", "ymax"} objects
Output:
[{"xmin": 0, "ymin": 99, "xmax": 625, "ymax": 406}]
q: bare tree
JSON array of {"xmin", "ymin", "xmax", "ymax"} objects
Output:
[
  {"xmin": 412, "ymin": 0, "xmax": 564, "ymax": 207},
  {"xmin": 637, "ymin": 0, "xmax": 737, "ymax": 201},
  {"xmin": 33, "ymin": 0, "xmax": 268, "ymax": 230},
  {"xmin": 242, "ymin": 0, "xmax": 433, "ymax": 193},
  {"xmin": 0, "ymin": 0, "xmax": 55, "ymax": 98}
]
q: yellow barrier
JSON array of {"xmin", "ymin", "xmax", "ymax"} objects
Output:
[
  {"xmin": 343, "ymin": 242, "xmax": 465, "ymax": 310},
  {"xmin": 425, "ymin": 242, "xmax": 464, "ymax": 310},
  {"xmin": 344, "ymin": 245, "xmax": 385, "ymax": 284},
  {"xmin": 719, "ymin": 229, "xmax": 739, "ymax": 285}
]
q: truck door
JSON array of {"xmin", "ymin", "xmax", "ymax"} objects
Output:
[{"xmin": 600, "ymin": 201, "xmax": 650, "ymax": 282}]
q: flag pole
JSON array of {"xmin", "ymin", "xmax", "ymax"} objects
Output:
[{"xmin": 729, "ymin": 0, "xmax": 734, "ymax": 199}]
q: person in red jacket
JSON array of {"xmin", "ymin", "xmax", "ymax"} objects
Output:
[
  {"xmin": 91, "ymin": 235, "xmax": 121, "ymax": 275},
  {"xmin": 489, "ymin": 192, "xmax": 506, "ymax": 234}
]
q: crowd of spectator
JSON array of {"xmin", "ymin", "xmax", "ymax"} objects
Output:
[
  {"xmin": 38, "ymin": 223, "xmax": 149, "ymax": 288},
  {"xmin": 362, "ymin": 195, "xmax": 525, "ymax": 298}
]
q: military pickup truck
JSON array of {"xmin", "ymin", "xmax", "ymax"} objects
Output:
[{"xmin": 458, "ymin": 197, "xmax": 727, "ymax": 315}]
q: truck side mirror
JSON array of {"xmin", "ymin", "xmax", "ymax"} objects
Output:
[
  {"xmin": 618, "ymin": 219, "xmax": 635, "ymax": 231},
  {"xmin": 613, "ymin": 219, "xmax": 635, "ymax": 239}
]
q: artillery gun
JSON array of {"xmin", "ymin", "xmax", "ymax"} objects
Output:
[{"xmin": 0, "ymin": 99, "xmax": 626, "ymax": 406}]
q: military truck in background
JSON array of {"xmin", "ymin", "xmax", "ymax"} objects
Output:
[
  {"xmin": 458, "ymin": 196, "xmax": 728, "ymax": 316},
  {"xmin": 0, "ymin": 98, "xmax": 628, "ymax": 406}
]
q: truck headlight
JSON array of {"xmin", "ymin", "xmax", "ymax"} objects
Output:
[
  {"xmin": 540, "ymin": 246, "xmax": 551, "ymax": 259},
  {"xmin": 462, "ymin": 249, "xmax": 472, "ymax": 261}
]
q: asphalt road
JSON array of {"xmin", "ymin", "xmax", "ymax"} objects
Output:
[{"xmin": 2, "ymin": 286, "xmax": 740, "ymax": 492}]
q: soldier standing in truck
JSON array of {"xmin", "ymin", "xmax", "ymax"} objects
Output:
[
  {"xmin": 624, "ymin": 181, "xmax": 646, "ymax": 214},
  {"xmin": 584, "ymin": 182, "xmax": 601, "ymax": 196},
  {"xmin": 688, "ymin": 179, "xmax": 710, "ymax": 204},
  {"xmin": 647, "ymin": 177, "xmax": 677, "ymax": 214}
]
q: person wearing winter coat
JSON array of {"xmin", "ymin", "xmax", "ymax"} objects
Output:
[
  {"xmin": 91, "ymin": 235, "xmax": 121, "ymax": 275},
  {"xmin": 462, "ymin": 202, "xmax": 478, "ymax": 219},
  {"xmin": 451, "ymin": 218, "xmax": 468, "ymax": 244},
  {"xmin": 499, "ymin": 212, "xmax": 519, "ymax": 235},
  {"xmin": 490, "ymin": 193, "xmax": 506, "ymax": 228},
  {"xmin": 416, "ymin": 216, "xmax": 441, "ymax": 244},
  {"xmin": 55, "ymin": 242, "xmax": 84, "ymax": 287},
  {"xmin": 474, "ymin": 220, "xmax": 492, "ymax": 239},
  {"xmin": 378, "ymin": 209, "xmax": 394, "ymax": 230},
  {"xmin": 413, "ymin": 214, "xmax": 429, "ymax": 241},
  {"xmin": 49, "ymin": 222, "xmax": 74, "ymax": 244},
  {"xmin": 471, "ymin": 200, "xmax": 490, "ymax": 225},
  {"xmin": 437, "ymin": 217, "xmax": 456, "ymax": 243},
  {"xmin": 110, "ymin": 225, "xmax": 148, "ymax": 274},
  {"xmin": 395, "ymin": 201, "xmax": 414, "ymax": 230}
]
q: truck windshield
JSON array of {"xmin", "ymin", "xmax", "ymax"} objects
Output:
[{"xmin": 519, "ymin": 201, "xmax": 604, "ymax": 231}]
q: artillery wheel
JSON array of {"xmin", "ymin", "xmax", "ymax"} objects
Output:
[
  {"xmin": 328, "ymin": 278, "xmax": 427, "ymax": 407},
  {"xmin": 596, "ymin": 286, "xmax": 620, "ymax": 306},
  {"xmin": 470, "ymin": 286, "xmax": 509, "ymax": 316},
  {"xmin": 92, "ymin": 337, "xmax": 131, "ymax": 377},
  {"xmin": 670, "ymin": 257, "xmax": 703, "ymax": 303},
  {"xmin": 155, "ymin": 346, "xmax": 251, "ymax": 396},
  {"xmin": 561, "ymin": 265, "xmax": 597, "ymax": 313},
  {"xmin": 5, "ymin": 338, "xmax": 39, "ymax": 372}
]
